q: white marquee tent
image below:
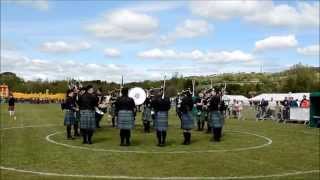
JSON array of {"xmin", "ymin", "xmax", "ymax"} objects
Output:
[
  {"xmin": 222, "ymin": 95, "xmax": 250, "ymax": 105},
  {"xmin": 250, "ymin": 93, "xmax": 310, "ymax": 102}
]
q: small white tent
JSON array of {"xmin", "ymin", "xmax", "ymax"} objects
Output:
[
  {"xmin": 250, "ymin": 93, "xmax": 310, "ymax": 102},
  {"xmin": 223, "ymin": 95, "xmax": 250, "ymax": 105}
]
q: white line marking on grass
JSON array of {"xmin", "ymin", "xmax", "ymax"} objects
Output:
[
  {"xmin": 1, "ymin": 124, "xmax": 318, "ymax": 179},
  {"xmin": 45, "ymin": 130, "xmax": 273, "ymax": 154},
  {"xmin": 0, "ymin": 166, "xmax": 319, "ymax": 179},
  {"xmin": 0, "ymin": 124, "xmax": 60, "ymax": 130}
]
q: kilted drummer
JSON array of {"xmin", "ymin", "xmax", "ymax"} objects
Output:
[
  {"xmin": 152, "ymin": 90, "xmax": 171, "ymax": 146},
  {"xmin": 61, "ymin": 89, "xmax": 78, "ymax": 139},
  {"xmin": 77, "ymin": 85, "xmax": 98, "ymax": 144},
  {"xmin": 180, "ymin": 90, "xmax": 194, "ymax": 145},
  {"xmin": 115, "ymin": 87, "xmax": 136, "ymax": 146},
  {"xmin": 142, "ymin": 94, "xmax": 152, "ymax": 133},
  {"xmin": 208, "ymin": 89, "xmax": 224, "ymax": 142}
]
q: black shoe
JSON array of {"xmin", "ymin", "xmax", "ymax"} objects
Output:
[
  {"xmin": 120, "ymin": 143, "xmax": 126, "ymax": 146},
  {"xmin": 88, "ymin": 141, "xmax": 93, "ymax": 144},
  {"xmin": 83, "ymin": 140, "xmax": 88, "ymax": 144}
]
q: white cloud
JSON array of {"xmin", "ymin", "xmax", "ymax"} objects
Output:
[
  {"xmin": 137, "ymin": 48, "xmax": 254, "ymax": 63},
  {"xmin": 7, "ymin": 0, "xmax": 49, "ymax": 11},
  {"xmin": 104, "ymin": 48, "xmax": 121, "ymax": 58},
  {"xmin": 40, "ymin": 41, "xmax": 91, "ymax": 53},
  {"xmin": 126, "ymin": 1, "xmax": 181, "ymax": 13},
  {"xmin": 161, "ymin": 19, "xmax": 210, "ymax": 45},
  {"xmin": 254, "ymin": 35, "xmax": 298, "ymax": 52},
  {"xmin": 86, "ymin": 10, "xmax": 158, "ymax": 41},
  {"xmin": 190, "ymin": 1, "xmax": 319, "ymax": 28},
  {"xmin": 1, "ymin": 50, "xmax": 160, "ymax": 82},
  {"xmin": 297, "ymin": 44, "xmax": 319, "ymax": 56}
]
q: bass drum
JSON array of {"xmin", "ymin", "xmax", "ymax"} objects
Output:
[{"xmin": 128, "ymin": 87, "xmax": 146, "ymax": 105}]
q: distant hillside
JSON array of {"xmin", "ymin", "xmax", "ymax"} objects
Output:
[{"xmin": 1, "ymin": 64, "xmax": 319, "ymax": 96}]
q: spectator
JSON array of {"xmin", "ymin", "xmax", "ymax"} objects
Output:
[
  {"xmin": 289, "ymin": 97, "xmax": 298, "ymax": 108},
  {"xmin": 300, "ymin": 95, "xmax": 310, "ymax": 108},
  {"xmin": 268, "ymin": 98, "xmax": 277, "ymax": 120}
]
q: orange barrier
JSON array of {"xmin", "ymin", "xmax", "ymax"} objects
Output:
[{"xmin": 12, "ymin": 92, "xmax": 65, "ymax": 101}]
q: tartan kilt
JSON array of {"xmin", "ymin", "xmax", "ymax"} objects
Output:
[
  {"xmin": 195, "ymin": 110, "xmax": 205, "ymax": 123},
  {"xmin": 155, "ymin": 111, "xmax": 168, "ymax": 131},
  {"xmin": 117, "ymin": 110, "xmax": 135, "ymax": 130},
  {"xmin": 79, "ymin": 110, "xmax": 96, "ymax": 130},
  {"xmin": 181, "ymin": 111, "xmax": 194, "ymax": 130},
  {"xmin": 64, "ymin": 110, "xmax": 76, "ymax": 125},
  {"xmin": 142, "ymin": 107, "xmax": 152, "ymax": 123},
  {"xmin": 209, "ymin": 111, "xmax": 224, "ymax": 128}
]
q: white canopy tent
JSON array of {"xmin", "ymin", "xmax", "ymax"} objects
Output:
[
  {"xmin": 222, "ymin": 95, "xmax": 250, "ymax": 105},
  {"xmin": 250, "ymin": 93, "xmax": 310, "ymax": 102}
]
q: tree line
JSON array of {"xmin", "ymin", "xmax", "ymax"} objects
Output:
[{"xmin": 1, "ymin": 64, "xmax": 319, "ymax": 97}]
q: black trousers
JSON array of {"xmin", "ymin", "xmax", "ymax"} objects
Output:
[
  {"xmin": 120, "ymin": 129, "xmax": 131, "ymax": 145},
  {"xmin": 212, "ymin": 127, "xmax": 222, "ymax": 141},
  {"xmin": 156, "ymin": 130, "xmax": 167, "ymax": 145},
  {"xmin": 144, "ymin": 121, "xmax": 151, "ymax": 133},
  {"xmin": 81, "ymin": 129, "xmax": 94, "ymax": 144}
]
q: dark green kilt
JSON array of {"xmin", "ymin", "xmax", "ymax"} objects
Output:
[
  {"xmin": 64, "ymin": 110, "xmax": 75, "ymax": 126},
  {"xmin": 181, "ymin": 111, "xmax": 194, "ymax": 130},
  {"xmin": 117, "ymin": 110, "xmax": 135, "ymax": 130},
  {"xmin": 195, "ymin": 110, "xmax": 205, "ymax": 123},
  {"xmin": 210, "ymin": 111, "xmax": 224, "ymax": 128},
  {"xmin": 79, "ymin": 110, "xmax": 96, "ymax": 130},
  {"xmin": 143, "ymin": 107, "xmax": 152, "ymax": 123},
  {"xmin": 155, "ymin": 111, "xmax": 168, "ymax": 131}
]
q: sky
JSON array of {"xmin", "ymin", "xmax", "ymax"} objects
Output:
[{"xmin": 1, "ymin": 0, "xmax": 319, "ymax": 83}]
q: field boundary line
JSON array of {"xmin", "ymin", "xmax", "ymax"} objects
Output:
[{"xmin": 45, "ymin": 130, "xmax": 273, "ymax": 154}]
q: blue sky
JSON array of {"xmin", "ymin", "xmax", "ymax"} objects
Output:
[{"xmin": 1, "ymin": 0, "xmax": 319, "ymax": 82}]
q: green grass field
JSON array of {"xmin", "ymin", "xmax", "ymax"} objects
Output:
[{"xmin": 0, "ymin": 104, "xmax": 319, "ymax": 180}]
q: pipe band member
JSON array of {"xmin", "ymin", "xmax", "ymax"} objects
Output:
[
  {"xmin": 180, "ymin": 90, "xmax": 194, "ymax": 145},
  {"xmin": 62, "ymin": 89, "xmax": 77, "ymax": 139},
  {"xmin": 115, "ymin": 87, "xmax": 136, "ymax": 146},
  {"xmin": 142, "ymin": 94, "xmax": 152, "ymax": 133},
  {"xmin": 77, "ymin": 85, "xmax": 98, "ymax": 144},
  {"xmin": 152, "ymin": 90, "xmax": 171, "ymax": 146},
  {"xmin": 109, "ymin": 93, "xmax": 118, "ymax": 128},
  {"xmin": 208, "ymin": 90, "xmax": 224, "ymax": 142},
  {"xmin": 73, "ymin": 87, "xmax": 85, "ymax": 137},
  {"xmin": 195, "ymin": 93, "xmax": 205, "ymax": 131},
  {"xmin": 95, "ymin": 88, "xmax": 104, "ymax": 128}
]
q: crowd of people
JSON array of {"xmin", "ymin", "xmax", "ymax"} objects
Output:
[
  {"xmin": 253, "ymin": 95, "xmax": 310, "ymax": 121},
  {"xmin": 58, "ymin": 85, "xmax": 227, "ymax": 146}
]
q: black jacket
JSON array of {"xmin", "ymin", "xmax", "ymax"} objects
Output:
[
  {"xmin": 115, "ymin": 96, "xmax": 136, "ymax": 113},
  {"xmin": 77, "ymin": 92, "xmax": 98, "ymax": 110},
  {"xmin": 152, "ymin": 96, "xmax": 171, "ymax": 112},
  {"xmin": 180, "ymin": 95, "xmax": 193, "ymax": 113}
]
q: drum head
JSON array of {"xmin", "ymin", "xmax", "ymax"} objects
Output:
[{"xmin": 128, "ymin": 87, "xmax": 146, "ymax": 105}]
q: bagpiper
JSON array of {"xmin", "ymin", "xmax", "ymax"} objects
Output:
[
  {"xmin": 115, "ymin": 87, "xmax": 136, "ymax": 146},
  {"xmin": 152, "ymin": 89, "xmax": 171, "ymax": 146},
  {"xmin": 208, "ymin": 89, "xmax": 224, "ymax": 142},
  {"xmin": 61, "ymin": 89, "xmax": 78, "ymax": 139},
  {"xmin": 180, "ymin": 90, "xmax": 194, "ymax": 145},
  {"xmin": 142, "ymin": 91, "xmax": 152, "ymax": 133},
  {"xmin": 77, "ymin": 85, "xmax": 98, "ymax": 144}
]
